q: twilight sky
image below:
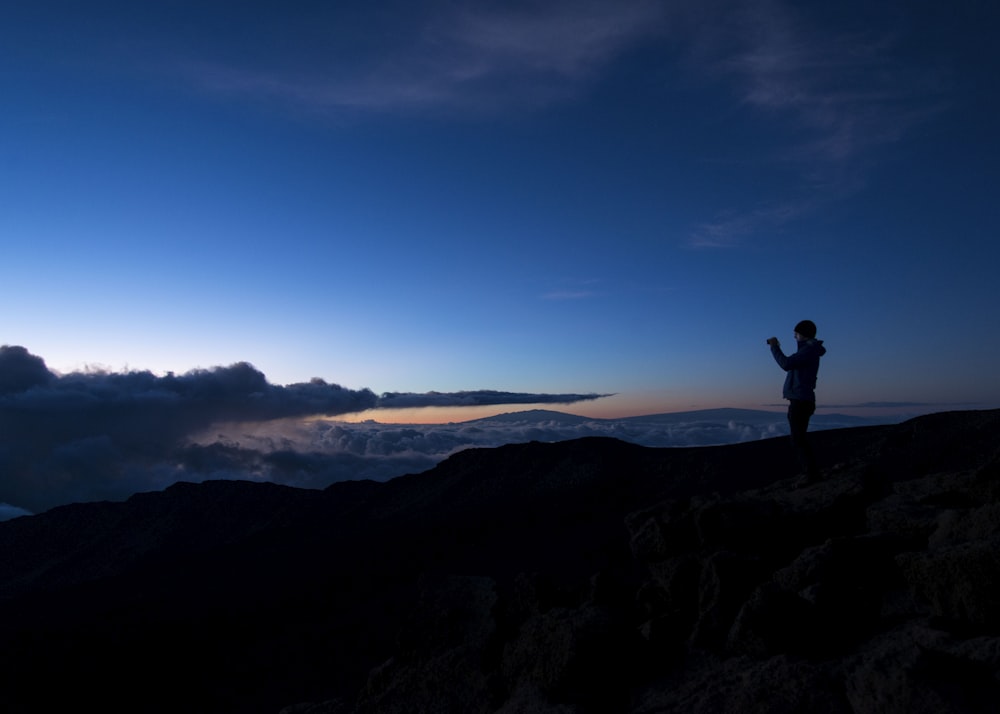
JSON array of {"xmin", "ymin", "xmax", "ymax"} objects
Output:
[{"xmin": 3, "ymin": 0, "xmax": 998, "ymax": 421}]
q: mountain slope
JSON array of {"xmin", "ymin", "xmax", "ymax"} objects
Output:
[{"xmin": 1, "ymin": 409, "xmax": 999, "ymax": 713}]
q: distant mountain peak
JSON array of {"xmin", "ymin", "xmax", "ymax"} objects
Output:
[{"xmin": 464, "ymin": 408, "xmax": 594, "ymax": 425}]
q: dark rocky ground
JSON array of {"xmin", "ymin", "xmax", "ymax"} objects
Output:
[{"xmin": 1, "ymin": 409, "xmax": 998, "ymax": 713}]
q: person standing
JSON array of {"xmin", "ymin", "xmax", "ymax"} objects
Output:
[{"xmin": 767, "ymin": 320, "xmax": 826, "ymax": 481}]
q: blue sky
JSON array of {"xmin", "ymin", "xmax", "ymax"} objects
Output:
[{"xmin": 3, "ymin": 0, "xmax": 998, "ymax": 421}]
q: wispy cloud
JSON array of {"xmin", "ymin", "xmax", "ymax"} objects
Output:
[
  {"xmin": 722, "ymin": 17, "xmax": 945, "ymax": 163},
  {"xmin": 184, "ymin": 1, "xmax": 667, "ymax": 114},
  {"xmin": 181, "ymin": 2, "xmax": 943, "ymax": 151},
  {"xmin": 541, "ymin": 276, "xmax": 604, "ymax": 300},
  {"xmin": 689, "ymin": 199, "xmax": 813, "ymax": 248},
  {"xmin": 443, "ymin": 0, "xmax": 666, "ymax": 77},
  {"xmin": 676, "ymin": 1, "xmax": 949, "ymax": 248},
  {"xmin": 541, "ymin": 290, "xmax": 597, "ymax": 300},
  {"xmin": 162, "ymin": 2, "xmax": 949, "ymax": 251}
]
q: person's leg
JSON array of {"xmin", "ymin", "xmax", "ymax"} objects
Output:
[{"xmin": 787, "ymin": 399, "xmax": 818, "ymax": 478}]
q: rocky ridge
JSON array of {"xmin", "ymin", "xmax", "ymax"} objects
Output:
[{"xmin": 1, "ymin": 409, "xmax": 998, "ymax": 713}]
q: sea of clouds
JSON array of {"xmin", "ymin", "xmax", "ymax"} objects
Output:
[
  {"xmin": 192, "ymin": 406, "xmax": 879, "ymax": 492},
  {"xmin": 0, "ymin": 345, "xmax": 604, "ymax": 516},
  {"xmin": 0, "ymin": 345, "xmax": 889, "ymax": 520}
]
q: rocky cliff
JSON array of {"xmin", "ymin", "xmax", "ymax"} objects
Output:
[{"xmin": 1, "ymin": 409, "xmax": 998, "ymax": 713}]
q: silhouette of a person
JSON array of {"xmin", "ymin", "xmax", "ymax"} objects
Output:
[{"xmin": 767, "ymin": 320, "xmax": 826, "ymax": 481}]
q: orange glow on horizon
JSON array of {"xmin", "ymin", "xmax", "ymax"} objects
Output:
[{"xmin": 332, "ymin": 393, "xmax": 742, "ymax": 425}]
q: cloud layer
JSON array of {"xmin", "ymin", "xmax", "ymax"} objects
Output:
[
  {"xmin": 167, "ymin": 407, "xmax": 891, "ymax": 512},
  {"xmin": 1, "ymin": 344, "xmax": 896, "ymax": 521},
  {"xmin": 0, "ymin": 346, "xmax": 602, "ymax": 514}
]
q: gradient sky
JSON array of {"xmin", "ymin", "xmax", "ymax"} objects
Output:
[{"xmin": 3, "ymin": 1, "xmax": 998, "ymax": 421}]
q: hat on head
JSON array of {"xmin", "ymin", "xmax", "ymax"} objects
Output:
[{"xmin": 794, "ymin": 320, "xmax": 817, "ymax": 339}]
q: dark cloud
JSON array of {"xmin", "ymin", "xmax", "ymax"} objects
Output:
[
  {"xmin": 0, "ymin": 346, "xmax": 607, "ymax": 515},
  {"xmin": 377, "ymin": 390, "xmax": 608, "ymax": 408},
  {"xmin": 0, "ymin": 345, "xmax": 54, "ymax": 394}
]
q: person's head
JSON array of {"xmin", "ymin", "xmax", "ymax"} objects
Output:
[{"xmin": 793, "ymin": 320, "xmax": 817, "ymax": 341}]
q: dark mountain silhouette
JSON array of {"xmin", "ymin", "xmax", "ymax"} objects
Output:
[{"xmin": 1, "ymin": 409, "xmax": 999, "ymax": 713}]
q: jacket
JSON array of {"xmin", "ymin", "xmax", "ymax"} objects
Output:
[{"xmin": 771, "ymin": 338, "xmax": 826, "ymax": 402}]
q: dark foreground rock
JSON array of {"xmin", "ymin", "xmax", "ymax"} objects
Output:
[{"xmin": 1, "ymin": 409, "xmax": 999, "ymax": 713}]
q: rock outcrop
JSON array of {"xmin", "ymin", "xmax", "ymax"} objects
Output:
[{"xmin": 1, "ymin": 409, "xmax": 999, "ymax": 713}]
